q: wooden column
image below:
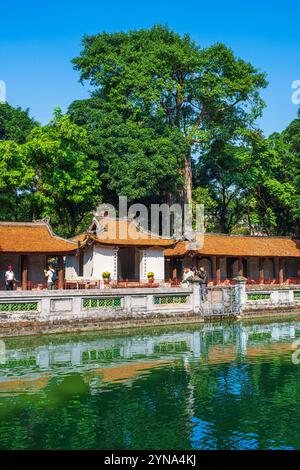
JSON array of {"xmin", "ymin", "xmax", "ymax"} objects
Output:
[
  {"xmin": 57, "ymin": 255, "xmax": 64, "ymax": 289},
  {"xmin": 172, "ymin": 265, "xmax": 177, "ymax": 280},
  {"xmin": 243, "ymin": 258, "xmax": 248, "ymax": 278},
  {"xmin": 226, "ymin": 257, "xmax": 230, "ymax": 279},
  {"xmin": 259, "ymin": 257, "xmax": 264, "ymax": 284},
  {"xmin": 272, "ymin": 258, "xmax": 276, "ymax": 279},
  {"xmin": 211, "ymin": 256, "xmax": 217, "ymax": 283},
  {"xmin": 21, "ymin": 255, "xmax": 28, "ymax": 290},
  {"xmin": 238, "ymin": 257, "xmax": 243, "ymax": 277},
  {"xmin": 216, "ymin": 257, "xmax": 221, "ymax": 285},
  {"xmin": 279, "ymin": 258, "xmax": 285, "ymax": 285},
  {"xmin": 274, "ymin": 257, "xmax": 279, "ymax": 281}
]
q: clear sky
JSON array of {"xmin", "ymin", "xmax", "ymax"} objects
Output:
[{"xmin": 1, "ymin": 0, "xmax": 299, "ymax": 136}]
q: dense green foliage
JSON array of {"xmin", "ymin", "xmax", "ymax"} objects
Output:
[
  {"xmin": 0, "ymin": 103, "xmax": 37, "ymax": 143},
  {"xmin": 193, "ymin": 129, "xmax": 300, "ymax": 235},
  {"xmin": 0, "ymin": 139, "xmax": 34, "ymax": 220},
  {"xmin": 68, "ymin": 98, "xmax": 187, "ymax": 204},
  {"xmin": 0, "ymin": 25, "xmax": 299, "ymax": 236},
  {"xmin": 0, "ymin": 108, "xmax": 101, "ymax": 236},
  {"xmin": 72, "ymin": 25, "xmax": 267, "ymax": 205}
]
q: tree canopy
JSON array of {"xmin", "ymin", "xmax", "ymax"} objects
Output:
[
  {"xmin": 0, "ymin": 109, "xmax": 101, "ymax": 236},
  {"xmin": 0, "ymin": 102, "xmax": 37, "ymax": 143},
  {"xmin": 72, "ymin": 25, "xmax": 268, "ymax": 204},
  {"xmin": 0, "ymin": 25, "xmax": 299, "ymax": 237},
  {"xmin": 193, "ymin": 129, "xmax": 300, "ymax": 235},
  {"xmin": 68, "ymin": 97, "xmax": 187, "ymax": 205}
]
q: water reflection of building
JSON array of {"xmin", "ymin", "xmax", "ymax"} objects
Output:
[
  {"xmin": 3, "ymin": 331, "xmax": 202, "ymax": 369},
  {"xmin": 1, "ymin": 321, "xmax": 300, "ymax": 394}
]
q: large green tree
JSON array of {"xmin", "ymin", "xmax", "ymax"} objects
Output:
[
  {"xmin": 72, "ymin": 25, "xmax": 267, "ymax": 204},
  {"xmin": 0, "ymin": 102, "xmax": 37, "ymax": 143},
  {"xmin": 193, "ymin": 137, "xmax": 254, "ymax": 233},
  {"xmin": 22, "ymin": 110, "xmax": 102, "ymax": 236},
  {"xmin": 193, "ymin": 130, "xmax": 300, "ymax": 236},
  {"xmin": 240, "ymin": 132, "xmax": 299, "ymax": 236},
  {"xmin": 0, "ymin": 140, "xmax": 34, "ymax": 220},
  {"xmin": 0, "ymin": 103, "xmax": 38, "ymax": 221},
  {"xmin": 283, "ymin": 112, "xmax": 300, "ymax": 236},
  {"xmin": 68, "ymin": 97, "xmax": 187, "ymax": 205},
  {"xmin": 0, "ymin": 110, "xmax": 102, "ymax": 236}
]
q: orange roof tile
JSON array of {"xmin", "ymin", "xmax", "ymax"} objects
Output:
[
  {"xmin": 71, "ymin": 232, "xmax": 87, "ymax": 244},
  {"xmin": 164, "ymin": 233, "xmax": 300, "ymax": 258},
  {"xmin": 0, "ymin": 221, "xmax": 77, "ymax": 253},
  {"xmin": 73, "ymin": 217, "xmax": 175, "ymax": 248}
]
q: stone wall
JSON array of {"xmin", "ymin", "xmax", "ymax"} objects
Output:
[
  {"xmin": 3, "ymin": 282, "xmax": 300, "ymax": 338},
  {"xmin": 0, "ymin": 286, "xmax": 199, "ymax": 337},
  {"xmin": 239, "ymin": 284, "xmax": 300, "ymax": 316}
]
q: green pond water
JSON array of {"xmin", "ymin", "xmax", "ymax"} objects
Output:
[{"xmin": 1, "ymin": 318, "xmax": 300, "ymax": 450}]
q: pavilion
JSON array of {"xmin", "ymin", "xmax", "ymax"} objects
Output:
[
  {"xmin": 65, "ymin": 216, "xmax": 175, "ymax": 286},
  {"xmin": 164, "ymin": 233, "xmax": 300, "ymax": 285},
  {"xmin": 0, "ymin": 220, "xmax": 77, "ymax": 289}
]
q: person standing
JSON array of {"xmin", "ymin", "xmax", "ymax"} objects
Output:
[
  {"xmin": 199, "ymin": 266, "xmax": 208, "ymax": 302},
  {"xmin": 44, "ymin": 265, "xmax": 56, "ymax": 290},
  {"xmin": 5, "ymin": 265, "xmax": 16, "ymax": 291},
  {"xmin": 182, "ymin": 266, "xmax": 194, "ymax": 286}
]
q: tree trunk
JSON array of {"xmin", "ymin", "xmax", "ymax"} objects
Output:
[{"xmin": 184, "ymin": 155, "xmax": 193, "ymax": 205}]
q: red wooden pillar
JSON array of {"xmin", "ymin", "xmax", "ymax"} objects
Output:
[
  {"xmin": 225, "ymin": 256, "xmax": 230, "ymax": 279},
  {"xmin": 216, "ymin": 257, "xmax": 221, "ymax": 285},
  {"xmin": 211, "ymin": 256, "xmax": 216, "ymax": 283},
  {"xmin": 274, "ymin": 257, "xmax": 279, "ymax": 282},
  {"xmin": 57, "ymin": 255, "xmax": 64, "ymax": 289},
  {"xmin": 21, "ymin": 255, "xmax": 28, "ymax": 290},
  {"xmin": 238, "ymin": 257, "xmax": 243, "ymax": 277},
  {"xmin": 279, "ymin": 258, "xmax": 285, "ymax": 285},
  {"xmin": 259, "ymin": 258, "xmax": 264, "ymax": 284}
]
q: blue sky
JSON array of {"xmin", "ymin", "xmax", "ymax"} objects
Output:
[{"xmin": 1, "ymin": 0, "xmax": 299, "ymax": 136}]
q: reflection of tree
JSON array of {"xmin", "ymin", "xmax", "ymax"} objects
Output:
[
  {"xmin": 0, "ymin": 365, "xmax": 194, "ymax": 450},
  {"xmin": 2, "ymin": 324, "xmax": 300, "ymax": 450},
  {"xmin": 190, "ymin": 355, "xmax": 300, "ymax": 449}
]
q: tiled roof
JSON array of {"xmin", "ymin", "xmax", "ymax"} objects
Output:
[
  {"xmin": 0, "ymin": 221, "xmax": 77, "ymax": 253},
  {"xmin": 164, "ymin": 233, "xmax": 300, "ymax": 258},
  {"xmin": 71, "ymin": 233, "xmax": 87, "ymax": 244},
  {"xmin": 72, "ymin": 218, "xmax": 175, "ymax": 248}
]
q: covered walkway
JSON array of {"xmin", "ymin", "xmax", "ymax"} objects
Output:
[
  {"xmin": 0, "ymin": 221, "xmax": 77, "ymax": 290},
  {"xmin": 164, "ymin": 234, "xmax": 300, "ymax": 285}
]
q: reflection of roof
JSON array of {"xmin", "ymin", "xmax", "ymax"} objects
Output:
[
  {"xmin": 72, "ymin": 218, "xmax": 175, "ymax": 248},
  {"xmin": 89, "ymin": 359, "xmax": 172, "ymax": 383},
  {"xmin": 0, "ymin": 221, "xmax": 77, "ymax": 254},
  {"xmin": 200, "ymin": 342, "xmax": 294, "ymax": 365},
  {"xmin": 165, "ymin": 234, "xmax": 300, "ymax": 258},
  {"xmin": 0, "ymin": 374, "xmax": 48, "ymax": 395}
]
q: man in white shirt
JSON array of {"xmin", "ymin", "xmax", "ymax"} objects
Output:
[
  {"xmin": 5, "ymin": 265, "xmax": 15, "ymax": 291},
  {"xmin": 44, "ymin": 265, "xmax": 55, "ymax": 290},
  {"xmin": 182, "ymin": 267, "xmax": 194, "ymax": 286}
]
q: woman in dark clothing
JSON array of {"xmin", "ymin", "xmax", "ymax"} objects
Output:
[{"xmin": 199, "ymin": 266, "xmax": 208, "ymax": 302}]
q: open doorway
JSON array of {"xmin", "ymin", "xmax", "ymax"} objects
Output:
[{"xmin": 118, "ymin": 248, "xmax": 140, "ymax": 280}]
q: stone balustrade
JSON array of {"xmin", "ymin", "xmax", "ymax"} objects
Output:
[
  {"xmin": 0, "ymin": 286, "xmax": 197, "ymax": 324},
  {"xmin": 2, "ymin": 281, "xmax": 300, "ymax": 337}
]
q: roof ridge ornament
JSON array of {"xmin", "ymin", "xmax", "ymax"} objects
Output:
[{"xmin": 33, "ymin": 217, "xmax": 50, "ymax": 223}]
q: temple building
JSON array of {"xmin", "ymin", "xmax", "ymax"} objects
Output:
[
  {"xmin": 0, "ymin": 221, "xmax": 77, "ymax": 289},
  {"xmin": 65, "ymin": 216, "xmax": 175, "ymax": 285},
  {"xmin": 2, "ymin": 218, "xmax": 300, "ymax": 290},
  {"xmin": 164, "ymin": 233, "xmax": 300, "ymax": 284}
]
